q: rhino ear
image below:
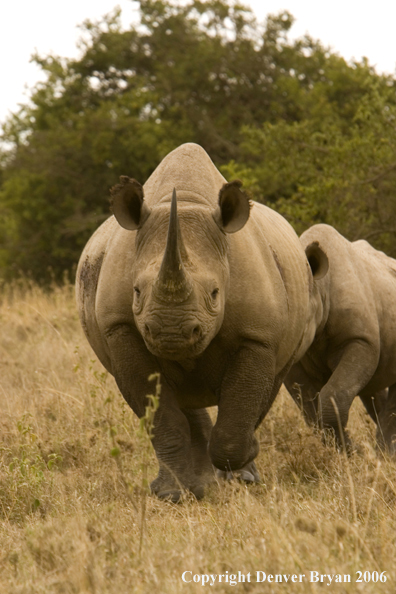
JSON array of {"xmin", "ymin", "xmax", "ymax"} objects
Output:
[
  {"xmin": 110, "ymin": 176, "xmax": 151, "ymax": 230},
  {"xmin": 305, "ymin": 241, "xmax": 329, "ymax": 280},
  {"xmin": 213, "ymin": 180, "xmax": 251, "ymax": 233}
]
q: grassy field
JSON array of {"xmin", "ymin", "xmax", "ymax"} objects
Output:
[{"xmin": 0, "ymin": 283, "xmax": 395, "ymax": 593}]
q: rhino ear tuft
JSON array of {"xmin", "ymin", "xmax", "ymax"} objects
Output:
[
  {"xmin": 305, "ymin": 241, "xmax": 329, "ymax": 280},
  {"xmin": 213, "ymin": 180, "xmax": 251, "ymax": 234},
  {"xmin": 110, "ymin": 176, "xmax": 150, "ymax": 230}
]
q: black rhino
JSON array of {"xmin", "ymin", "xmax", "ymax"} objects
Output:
[
  {"xmin": 285, "ymin": 223, "xmax": 396, "ymax": 454},
  {"xmin": 76, "ymin": 143, "xmax": 326, "ymax": 500}
]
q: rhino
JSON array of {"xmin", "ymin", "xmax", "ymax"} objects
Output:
[
  {"xmin": 285, "ymin": 223, "xmax": 396, "ymax": 454},
  {"xmin": 76, "ymin": 143, "xmax": 326, "ymax": 501}
]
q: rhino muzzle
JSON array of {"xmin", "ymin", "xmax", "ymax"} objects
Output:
[{"xmin": 143, "ymin": 318, "xmax": 204, "ymax": 359}]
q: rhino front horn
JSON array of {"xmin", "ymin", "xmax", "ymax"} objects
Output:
[{"xmin": 154, "ymin": 189, "xmax": 192, "ymax": 302}]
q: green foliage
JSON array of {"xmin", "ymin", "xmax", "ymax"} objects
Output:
[
  {"xmin": 1, "ymin": 0, "xmax": 396, "ymax": 281},
  {"xmin": 222, "ymin": 77, "xmax": 396, "ymax": 254}
]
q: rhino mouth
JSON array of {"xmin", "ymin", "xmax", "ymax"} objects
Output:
[{"xmin": 143, "ymin": 333, "xmax": 207, "ymax": 360}]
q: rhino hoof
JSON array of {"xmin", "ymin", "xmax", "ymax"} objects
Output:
[
  {"xmin": 156, "ymin": 489, "xmax": 184, "ymax": 503},
  {"xmin": 238, "ymin": 469, "xmax": 257, "ymax": 483},
  {"xmin": 215, "ymin": 462, "xmax": 261, "ymax": 484}
]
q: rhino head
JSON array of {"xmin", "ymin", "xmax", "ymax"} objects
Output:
[{"xmin": 111, "ymin": 176, "xmax": 250, "ymax": 360}]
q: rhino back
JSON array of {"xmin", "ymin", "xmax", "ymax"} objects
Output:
[
  {"xmin": 353, "ymin": 239, "xmax": 396, "ymax": 275},
  {"xmin": 352, "ymin": 239, "xmax": 396, "ymax": 384}
]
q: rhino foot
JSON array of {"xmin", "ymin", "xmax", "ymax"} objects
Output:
[{"xmin": 215, "ymin": 461, "xmax": 261, "ymax": 484}]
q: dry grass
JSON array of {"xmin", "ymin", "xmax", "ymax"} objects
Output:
[{"xmin": 0, "ymin": 282, "xmax": 395, "ymax": 593}]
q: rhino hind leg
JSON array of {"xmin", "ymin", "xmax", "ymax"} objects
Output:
[
  {"xmin": 374, "ymin": 384, "xmax": 396, "ymax": 456},
  {"xmin": 359, "ymin": 389, "xmax": 388, "ymax": 424},
  {"xmin": 359, "ymin": 388, "xmax": 391, "ymax": 453}
]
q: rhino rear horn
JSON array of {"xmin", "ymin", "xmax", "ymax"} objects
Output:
[
  {"xmin": 155, "ymin": 189, "xmax": 192, "ymax": 301},
  {"xmin": 305, "ymin": 241, "xmax": 329, "ymax": 280},
  {"xmin": 213, "ymin": 180, "xmax": 251, "ymax": 233},
  {"xmin": 110, "ymin": 176, "xmax": 151, "ymax": 230}
]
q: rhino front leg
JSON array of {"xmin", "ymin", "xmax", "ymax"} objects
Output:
[
  {"xmin": 209, "ymin": 344, "xmax": 277, "ymax": 479},
  {"xmin": 284, "ymin": 361, "xmax": 327, "ymax": 426},
  {"xmin": 181, "ymin": 408, "xmax": 214, "ymax": 482},
  {"xmin": 150, "ymin": 403, "xmax": 209, "ymax": 500},
  {"xmin": 316, "ymin": 341, "xmax": 378, "ymax": 451},
  {"xmin": 106, "ymin": 325, "xmax": 207, "ymax": 501}
]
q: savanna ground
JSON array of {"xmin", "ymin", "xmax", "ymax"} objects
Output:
[{"xmin": 0, "ymin": 283, "xmax": 395, "ymax": 594}]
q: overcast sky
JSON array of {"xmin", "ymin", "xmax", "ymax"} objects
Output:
[{"xmin": 1, "ymin": 0, "xmax": 396, "ymax": 125}]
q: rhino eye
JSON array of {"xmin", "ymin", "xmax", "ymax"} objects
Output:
[
  {"xmin": 134, "ymin": 286, "xmax": 141, "ymax": 297},
  {"xmin": 211, "ymin": 288, "xmax": 219, "ymax": 300}
]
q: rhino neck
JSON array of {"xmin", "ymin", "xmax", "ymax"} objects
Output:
[{"xmin": 154, "ymin": 188, "xmax": 193, "ymax": 303}]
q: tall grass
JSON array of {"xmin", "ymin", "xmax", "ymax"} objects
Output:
[{"xmin": 0, "ymin": 283, "xmax": 395, "ymax": 593}]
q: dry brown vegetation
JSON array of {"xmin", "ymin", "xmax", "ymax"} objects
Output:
[{"xmin": 0, "ymin": 283, "xmax": 395, "ymax": 593}]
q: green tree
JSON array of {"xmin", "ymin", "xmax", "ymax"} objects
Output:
[{"xmin": 1, "ymin": 0, "xmax": 395, "ymax": 282}]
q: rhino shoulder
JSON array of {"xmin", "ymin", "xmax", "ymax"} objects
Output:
[
  {"xmin": 76, "ymin": 216, "xmax": 117, "ymax": 293},
  {"xmin": 76, "ymin": 216, "xmax": 121, "ymax": 371}
]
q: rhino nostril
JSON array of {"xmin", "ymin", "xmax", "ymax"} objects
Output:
[
  {"xmin": 145, "ymin": 322, "xmax": 161, "ymax": 338},
  {"xmin": 191, "ymin": 325, "xmax": 202, "ymax": 339},
  {"xmin": 181, "ymin": 322, "xmax": 202, "ymax": 341}
]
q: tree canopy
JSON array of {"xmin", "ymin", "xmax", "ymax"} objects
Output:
[{"xmin": 1, "ymin": 0, "xmax": 396, "ymax": 283}]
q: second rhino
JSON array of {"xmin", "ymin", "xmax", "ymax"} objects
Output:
[{"xmin": 286, "ymin": 223, "xmax": 396, "ymax": 454}]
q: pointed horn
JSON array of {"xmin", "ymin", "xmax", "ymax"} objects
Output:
[{"xmin": 155, "ymin": 189, "xmax": 192, "ymax": 301}]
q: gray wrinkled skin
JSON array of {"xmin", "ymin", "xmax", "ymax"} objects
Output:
[
  {"xmin": 285, "ymin": 223, "xmax": 396, "ymax": 455},
  {"xmin": 76, "ymin": 143, "xmax": 320, "ymax": 501}
]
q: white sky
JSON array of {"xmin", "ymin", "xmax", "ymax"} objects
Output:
[{"xmin": 1, "ymin": 0, "xmax": 396, "ymax": 125}]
